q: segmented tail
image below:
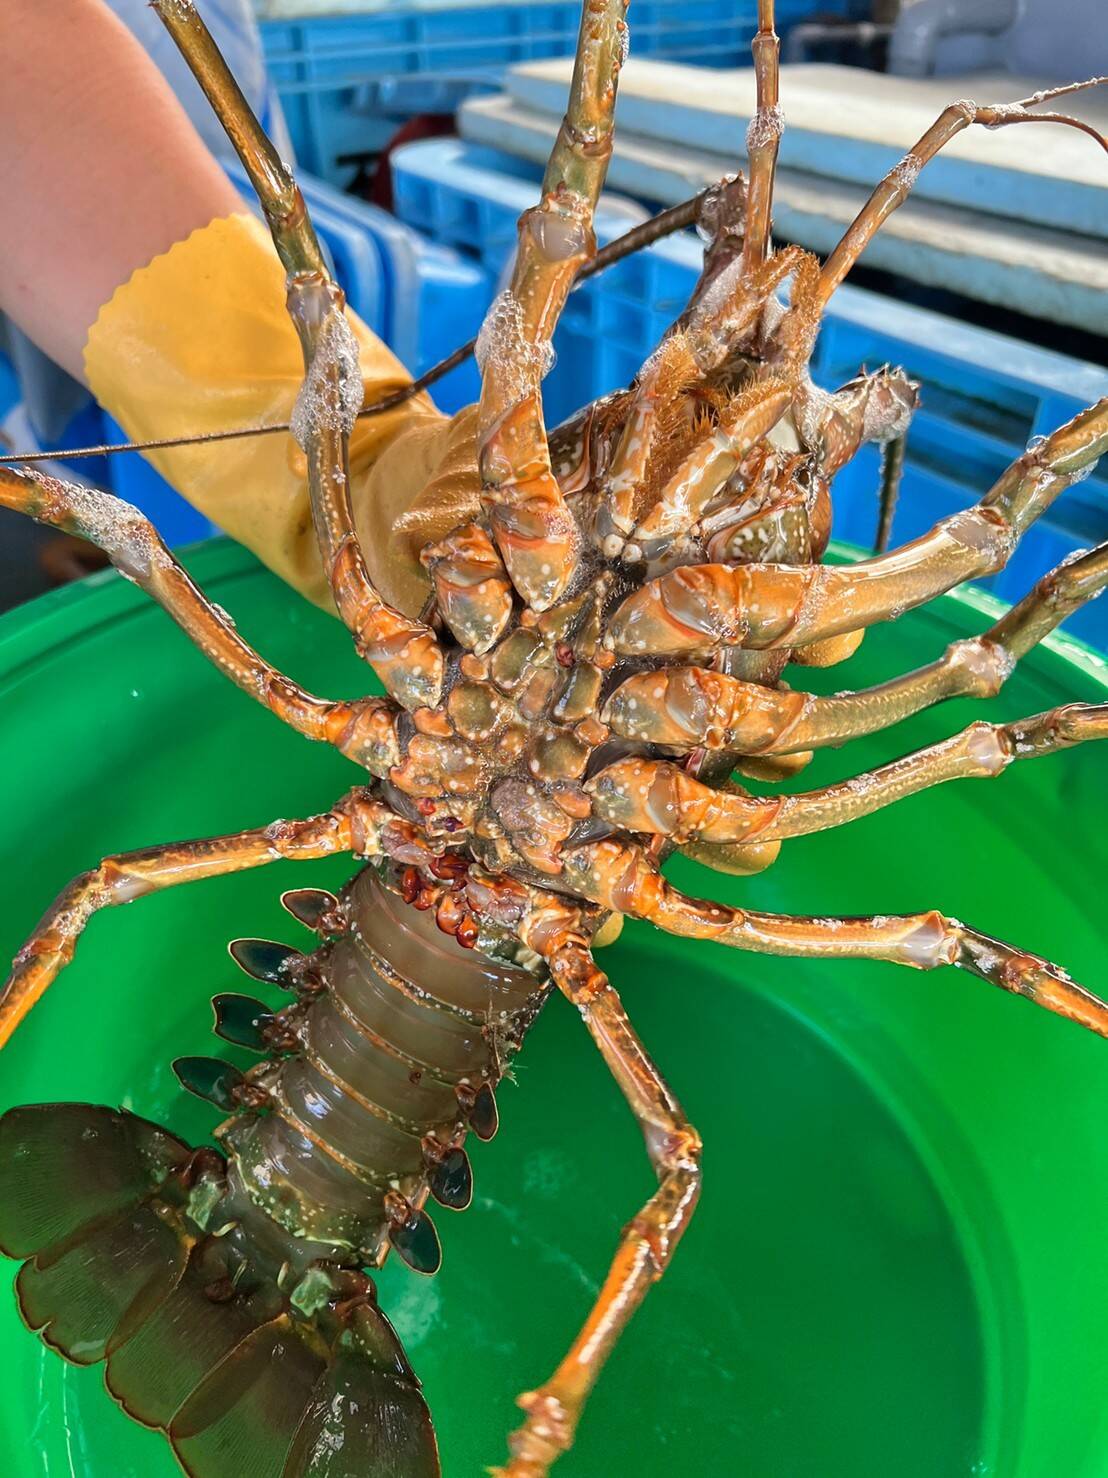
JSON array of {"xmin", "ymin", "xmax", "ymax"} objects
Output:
[{"xmin": 0, "ymin": 1103, "xmax": 440, "ymax": 1478}]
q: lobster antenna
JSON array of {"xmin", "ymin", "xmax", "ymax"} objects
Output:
[
  {"xmin": 874, "ymin": 431, "xmax": 906, "ymax": 553},
  {"xmin": 0, "ymin": 189, "xmax": 711, "ymax": 468}
]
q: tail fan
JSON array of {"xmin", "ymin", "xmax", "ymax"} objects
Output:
[
  {"xmin": 0, "ymin": 1103, "xmax": 440, "ymax": 1478},
  {"xmin": 0, "ymin": 1102, "xmax": 191, "ymax": 1259}
]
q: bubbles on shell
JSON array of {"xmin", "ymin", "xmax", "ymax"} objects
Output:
[
  {"xmin": 634, "ymin": 336, "xmax": 673, "ymax": 387},
  {"xmin": 694, "ymin": 174, "xmax": 742, "ymax": 247},
  {"xmin": 950, "ymin": 635, "xmax": 1016, "ymax": 688},
  {"xmin": 746, "ymin": 104, "xmax": 784, "ymax": 155},
  {"xmin": 887, "ymin": 152, "xmax": 922, "ymax": 191},
  {"xmin": 61, "ymin": 480, "xmax": 154, "ymax": 581},
  {"xmin": 992, "ymin": 643, "xmax": 1018, "ymax": 680},
  {"xmin": 290, "ymin": 308, "xmax": 363, "ymax": 452},
  {"xmin": 690, "ymin": 255, "xmax": 746, "ymax": 342},
  {"xmin": 476, "ymin": 291, "xmax": 522, "ymax": 373},
  {"xmin": 981, "ymin": 103, "xmax": 1024, "ymax": 129},
  {"xmin": 843, "ymin": 772, "xmax": 882, "ymax": 797},
  {"xmin": 793, "ymin": 377, "xmax": 834, "ymax": 450},
  {"xmin": 972, "ymin": 943, "xmax": 1002, "ymax": 974},
  {"xmin": 860, "ymin": 373, "xmax": 916, "ymax": 445},
  {"xmin": 475, "ymin": 291, "xmax": 556, "ymax": 405}
]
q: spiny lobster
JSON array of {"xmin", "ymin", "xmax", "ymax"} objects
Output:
[{"xmin": 0, "ymin": 2, "xmax": 1106, "ymax": 1475}]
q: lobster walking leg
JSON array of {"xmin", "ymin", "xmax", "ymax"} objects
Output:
[
  {"xmin": 765, "ymin": 539, "xmax": 1108, "ymax": 753},
  {"xmin": 605, "ymin": 540, "xmax": 1108, "ymax": 754},
  {"xmin": 598, "ymin": 246, "xmax": 818, "ymax": 554},
  {"xmin": 562, "ymin": 844, "xmax": 1108, "ymax": 1038},
  {"xmin": 0, "ymin": 803, "xmax": 360, "ymax": 1048},
  {"xmin": 817, "ymin": 78, "xmax": 1107, "ymax": 304},
  {"xmin": 496, "ymin": 930, "xmax": 700, "ymax": 1477},
  {"xmin": 688, "ymin": 242, "xmax": 821, "ymax": 379},
  {"xmin": 477, "ymin": 0, "xmax": 629, "ymax": 609},
  {"xmin": 609, "ymin": 397, "xmax": 1108, "ymax": 656},
  {"xmin": 589, "ymin": 701, "xmax": 1108, "ymax": 843},
  {"xmin": 0, "ymin": 466, "xmax": 400, "ymax": 772},
  {"xmin": 593, "ymin": 175, "xmax": 755, "ymax": 554},
  {"xmin": 152, "ymin": 0, "xmax": 443, "ymax": 709},
  {"xmin": 622, "ymin": 363, "xmax": 916, "ymax": 570}
]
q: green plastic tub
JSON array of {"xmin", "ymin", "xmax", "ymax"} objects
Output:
[{"xmin": 0, "ymin": 540, "xmax": 1105, "ymax": 1477}]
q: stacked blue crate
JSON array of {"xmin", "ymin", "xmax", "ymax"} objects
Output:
[
  {"xmin": 259, "ymin": 1, "xmax": 850, "ymax": 186},
  {"xmin": 390, "ymin": 136, "xmax": 1108, "ymax": 650},
  {"xmin": 0, "ymin": 357, "xmax": 20, "ymax": 426},
  {"xmin": 0, "ymin": 345, "xmax": 112, "ymax": 492}
]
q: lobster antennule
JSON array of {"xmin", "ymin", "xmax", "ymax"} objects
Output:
[{"xmin": 0, "ymin": 1102, "xmax": 441, "ymax": 1478}]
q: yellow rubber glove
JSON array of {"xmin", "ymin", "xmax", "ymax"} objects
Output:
[{"xmin": 85, "ymin": 211, "xmax": 481, "ymax": 617}]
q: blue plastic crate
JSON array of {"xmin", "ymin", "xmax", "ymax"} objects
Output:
[
  {"xmin": 0, "ymin": 370, "xmax": 112, "ymax": 489},
  {"xmin": 0, "ymin": 355, "xmax": 21, "ymax": 424},
  {"xmin": 391, "ymin": 136, "xmax": 1108, "ymax": 650},
  {"xmin": 259, "ymin": 1, "xmax": 848, "ymax": 185}
]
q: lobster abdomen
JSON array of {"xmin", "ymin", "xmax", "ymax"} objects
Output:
[{"xmin": 223, "ymin": 865, "xmax": 545, "ymax": 1266}]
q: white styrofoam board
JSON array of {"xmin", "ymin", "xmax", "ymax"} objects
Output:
[
  {"xmin": 460, "ymin": 92, "xmax": 1108, "ymax": 333},
  {"xmin": 505, "ymin": 59, "xmax": 1108, "ymax": 236},
  {"xmin": 395, "ymin": 133, "xmax": 1108, "ymax": 405}
]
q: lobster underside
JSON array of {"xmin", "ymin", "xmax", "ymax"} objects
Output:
[{"xmin": 1, "ymin": 0, "xmax": 1107, "ymax": 1475}]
